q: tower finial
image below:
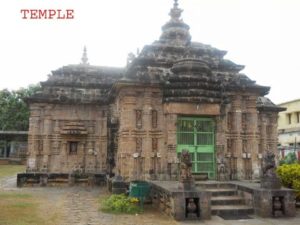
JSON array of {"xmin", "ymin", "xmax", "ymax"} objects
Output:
[
  {"xmin": 170, "ymin": 0, "xmax": 183, "ymax": 21},
  {"xmin": 81, "ymin": 46, "xmax": 89, "ymax": 65},
  {"xmin": 174, "ymin": 0, "xmax": 179, "ymax": 8}
]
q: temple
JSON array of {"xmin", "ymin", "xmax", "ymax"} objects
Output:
[{"xmin": 25, "ymin": 0, "xmax": 284, "ymax": 182}]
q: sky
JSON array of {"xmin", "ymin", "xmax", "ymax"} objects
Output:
[{"xmin": 0, "ymin": 0, "xmax": 300, "ymax": 104}]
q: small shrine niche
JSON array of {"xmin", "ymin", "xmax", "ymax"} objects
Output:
[
  {"xmin": 272, "ymin": 196, "xmax": 285, "ymax": 217},
  {"xmin": 136, "ymin": 138, "xmax": 142, "ymax": 152},
  {"xmin": 152, "ymin": 138, "xmax": 158, "ymax": 152},
  {"xmin": 151, "ymin": 110, "xmax": 158, "ymax": 128},
  {"xmin": 69, "ymin": 141, "xmax": 78, "ymax": 155},
  {"xmin": 136, "ymin": 110, "xmax": 143, "ymax": 129},
  {"xmin": 185, "ymin": 198, "xmax": 200, "ymax": 219}
]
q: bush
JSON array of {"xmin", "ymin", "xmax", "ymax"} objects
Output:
[
  {"xmin": 277, "ymin": 163, "xmax": 300, "ymax": 199},
  {"xmin": 101, "ymin": 194, "xmax": 141, "ymax": 214},
  {"xmin": 293, "ymin": 179, "xmax": 300, "ymax": 199}
]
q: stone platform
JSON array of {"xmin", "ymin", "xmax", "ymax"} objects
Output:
[
  {"xmin": 150, "ymin": 180, "xmax": 296, "ymax": 221},
  {"xmin": 17, "ymin": 173, "xmax": 106, "ymax": 187},
  {"xmin": 150, "ymin": 181, "xmax": 211, "ymax": 221}
]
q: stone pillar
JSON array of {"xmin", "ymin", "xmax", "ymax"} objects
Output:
[
  {"xmin": 144, "ymin": 137, "xmax": 151, "ymax": 180},
  {"xmin": 216, "ymin": 115, "xmax": 227, "ymax": 180},
  {"xmin": 42, "ymin": 118, "xmax": 52, "ymax": 172},
  {"xmin": 246, "ymin": 96, "xmax": 259, "ymax": 179},
  {"xmin": 95, "ymin": 140, "xmax": 101, "ymax": 173},
  {"xmin": 165, "ymin": 113, "xmax": 177, "ymax": 180},
  {"xmin": 231, "ymin": 96, "xmax": 243, "ymax": 179},
  {"xmin": 268, "ymin": 113, "xmax": 279, "ymax": 155},
  {"xmin": 27, "ymin": 109, "xmax": 40, "ymax": 171},
  {"xmin": 79, "ymin": 141, "xmax": 86, "ymax": 172},
  {"xmin": 260, "ymin": 113, "xmax": 267, "ymax": 153},
  {"xmin": 118, "ymin": 92, "xmax": 137, "ymax": 180},
  {"xmin": 61, "ymin": 141, "xmax": 68, "ymax": 172},
  {"xmin": 143, "ymin": 91, "xmax": 153, "ymax": 180}
]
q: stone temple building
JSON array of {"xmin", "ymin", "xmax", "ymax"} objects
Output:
[{"xmin": 25, "ymin": 0, "xmax": 284, "ymax": 182}]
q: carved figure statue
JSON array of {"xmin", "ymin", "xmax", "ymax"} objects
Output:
[
  {"xmin": 136, "ymin": 110, "xmax": 142, "ymax": 128},
  {"xmin": 217, "ymin": 155, "xmax": 228, "ymax": 181},
  {"xmin": 262, "ymin": 151, "xmax": 276, "ymax": 177},
  {"xmin": 179, "ymin": 150, "xmax": 193, "ymax": 182},
  {"xmin": 261, "ymin": 150, "xmax": 281, "ymax": 189}
]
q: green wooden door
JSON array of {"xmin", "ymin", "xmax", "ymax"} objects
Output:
[{"xmin": 176, "ymin": 117, "xmax": 215, "ymax": 179}]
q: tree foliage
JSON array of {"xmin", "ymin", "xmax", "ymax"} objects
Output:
[{"xmin": 0, "ymin": 85, "xmax": 40, "ymax": 131}]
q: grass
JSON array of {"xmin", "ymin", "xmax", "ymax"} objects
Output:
[
  {"xmin": 0, "ymin": 192, "xmax": 61, "ymax": 225},
  {"xmin": 0, "ymin": 165, "xmax": 61, "ymax": 225},
  {"xmin": 0, "ymin": 165, "xmax": 25, "ymax": 179},
  {"xmin": 0, "ymin": 192, "xmax": 42, "ymax": 225}
]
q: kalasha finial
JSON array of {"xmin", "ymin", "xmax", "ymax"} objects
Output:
[
  {"xmin": 81, "ymin": 46, "xmax": 88, "ymax": 65},
  {"xmin": 170, "ymin": 0, "xmax": 183, "ymax": 21},
  {"xmin": 174, "ymin": 0, "xmax": 179, "ymax": 8}
]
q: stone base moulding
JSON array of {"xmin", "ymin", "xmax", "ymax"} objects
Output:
[{"xmin": 17, "ymin": 173, "xmax": 106, "ymax": 187}]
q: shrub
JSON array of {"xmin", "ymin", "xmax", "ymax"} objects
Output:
[
  {"xmin": 101, "ymin": 194, "xmax": 141, "ymax": 214},
  {"xmin": 293, "ymin": 179, "xmax": 300, "ymax": 199},
  {"xmin": 277, "ymin": 163, "xmax": 300, "ymax": 199}
]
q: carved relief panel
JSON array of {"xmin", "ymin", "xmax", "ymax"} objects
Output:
[
  {"xmin": 136, "ymin": 137, "xmax": 142, "ymax": 153},
  {"xmin": 152, "ymin": 138, "xmax": 158, "ymax": 152},
  {"xmin": 242, "ymin": 113, "xmax": 247, "ymax": 132},
  {"xmin": 151, "ymin": 110, "xmax": 158, "ymax": 128},
  {"xmin": 136, "ymin": 110, "xmax": 142, "ymax": 129}
]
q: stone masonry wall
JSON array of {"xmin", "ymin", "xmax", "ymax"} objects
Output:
[
  {"xmin": 115, "ymin": 86, "xmax": 165, "ymax": 181},
  {"xmin": 225, "ymin": 92, "xmax": 263, "ymax": 180},
  {"xmin": 27, "ymin": 103, "xmax": 108, "ymax": 174}
]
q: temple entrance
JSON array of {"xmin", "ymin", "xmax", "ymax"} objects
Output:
[{"xmin": 176, "ymin": 117, "xmax": 215, "ymax": 179}]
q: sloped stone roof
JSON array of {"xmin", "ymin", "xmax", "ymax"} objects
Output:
[
  {"xmin": 257, "ymin": 97, "xmax": 286, "ymax": 112},
  {"xmin": 28, "ymin": 1, "xmax": 274, "ymax": 107}
]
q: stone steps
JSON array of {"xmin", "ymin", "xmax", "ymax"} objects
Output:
[
  {"xmin": 207, "ymin": 188, "xmax": 237, "ymax": 196},
  {"xmin": 211, "ymin": 205, "xmax": 254, "ymax": 216},
  {"xmin": 196, "ymin": 181, "xmax": 235, "ymax": 189},
  {"xmin": 211, "ymin": 195, "xmax": 245, "ymax": 205},
  {"xmin": 202, "ymin": 183, "xmax": 254, "ymax": 217}
]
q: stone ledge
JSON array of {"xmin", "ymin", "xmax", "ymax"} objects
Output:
[{"xmin": 17, "ymin": 173, "xmax": 106, "ymax": 187}]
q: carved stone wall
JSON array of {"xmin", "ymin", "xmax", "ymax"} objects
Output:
[
  {"xmin": 115, "ymin": 86, "xmax": 164, "ymax": 180},
  {"xmin": 27, "ymin": 103, "xmax": 108, "ymax": 174},
  {"xmin": 258, "ymin": 111, "xmax": 279, "ymax": 163},
  {"xmin": 25, "ymin": 2, "xmax": 284, "ymax": 182},
  {"xmin": 225, "ymin": 93, "xmax": 261, "ymax": 180}
]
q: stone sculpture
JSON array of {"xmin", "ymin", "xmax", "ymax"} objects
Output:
[
  {"xmin": 217, "ymin": 155, "xmax": 228, "ymax": 181},
  {"xmin": 261, "ymin": 151, "xmax": 281, "ymax": 189},
  {"xmin": 178, "ymin": 150, "xmax": 195, "ymax": 189}
]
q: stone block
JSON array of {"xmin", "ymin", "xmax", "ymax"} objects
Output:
[
  {"xmin": 150, "ymin": 181, "xmax": 211, "ymax": 221},
  {"xmin": 253, "ymin": 189, "xmax": 296, "ymax": 217},
  {"xmin": 111, "ymin": 175, "xmax": 127, "ymax": 194}
]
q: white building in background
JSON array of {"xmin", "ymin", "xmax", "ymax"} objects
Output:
[{"xmin": 277, "ymin": 99, "xmax": 300, "ymax": 160}]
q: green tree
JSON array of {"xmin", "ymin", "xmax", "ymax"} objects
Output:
[{"xmin": 0, "ymin": 84, "xmax": 41, "ymax": 131}]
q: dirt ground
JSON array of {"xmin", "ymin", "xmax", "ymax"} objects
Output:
[
  {"xmin": 1, "ymin": 172, "xmax": 300, "ymax": 225},
  {"xmin": 0, "ymin": 174, "xmax": 177, "ymax": 225}
]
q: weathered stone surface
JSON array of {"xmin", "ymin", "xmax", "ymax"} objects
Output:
[
  {"xmin": 151, "ymin": 181, "xmax": 211, "ymax": 221},
  {"xmin": 253, "ymin": 189, "xmax": 296, "ymax": 217},
  {"xmin": 111, "ymin": 175, "xmax": 127, "ymax": 194},
  {"xmin": 17, "ymin": 173, "xmax": 106, "ymax": 187},
  {"xmin": 24, "ymin": 0, "xmax": 285, "ymax": 182},
  {"xmin": 261, "ymin": 151, "xmax": 281, "ymax": 189}
]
